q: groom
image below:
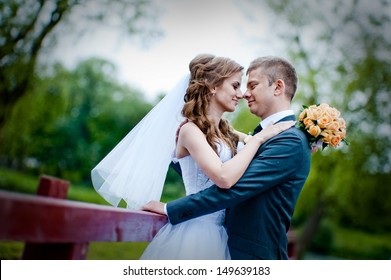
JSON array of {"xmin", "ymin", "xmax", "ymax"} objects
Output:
[{"xmin": 147, "ymin": 56, "xmax": 311, "ymax": 260}]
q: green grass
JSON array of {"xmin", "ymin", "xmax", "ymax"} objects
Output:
[
  {"xmin": 0, "ymin": 242, "xmax": 24, "ymax": 260},
  {"xmin": 331, "ymin": 226, "xmax": 391, "ymax": 259},
  {"xmin": 87, "ymin": 242, "xmax": 149, "ymax": 260},
  {"xmin": 0, "ymin": 241, "xmax": 149, "ymax": 260},
  {"xmin": 0, "ymin": 168, "xmax": 110, "ymax": 205},
  {"xmin": 0, "ymin": 168, "xmax": 40, "ymax": 194}
]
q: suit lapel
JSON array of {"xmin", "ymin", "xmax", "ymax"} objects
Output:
[
  {"xmin": 253, "ymin": 115, "xmax": 296, "ymax": 135},
  {"xmin": 253, "ymin": 124, "xmax": 262, "ymax": 134}
]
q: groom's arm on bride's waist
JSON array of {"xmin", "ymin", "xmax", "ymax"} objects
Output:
[{"xmin": 166, "ymin": 131, "xmax": 309, "ymax": 225}]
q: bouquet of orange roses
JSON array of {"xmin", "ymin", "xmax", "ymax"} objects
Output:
[{"xmin": 298, "ymin": 103, "xmax": 347, "ymax": 152}]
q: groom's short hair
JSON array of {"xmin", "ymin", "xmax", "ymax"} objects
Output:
[{"xmin": 247, "ymin": 56, "xmax": 298, "ymax": 100}]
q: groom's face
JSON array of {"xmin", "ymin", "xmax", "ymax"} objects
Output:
[{"xmin": 244, "ymin": 68, "xmax": 276, "ymax": 119}]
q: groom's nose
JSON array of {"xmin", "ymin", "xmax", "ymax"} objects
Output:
[{"xmin": 243, "ymin": 89, "xmax": 251, "ymax": 99}]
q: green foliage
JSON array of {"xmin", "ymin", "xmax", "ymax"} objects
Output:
[
  {"xmin": 331, "ymin": 226, "xmax": 391, "ymax": 260},
  {"xmin": 0, "ymin": 0, "xmax": 161, "ymax": 133},
  {"xmin": 330, "ymin": 139, "xmax": 391, "ymax": 233},
  {"xmin": 307, "ymin": 219, "xmax": 334, "ymax": 255},
  {"xmin": 294, "ymin": 142, "xmax": 391, "ymax": 234},
  {"xmin": 230, "ymin": 101, "xmax": 260, "ymax": 134},
  {"xmin": 161, "ymin": 181, "xmax": 185, "ymax": 203},
  {"xmin": 1, "ymin": 58, "xmax": 153, "ymax": 184}
]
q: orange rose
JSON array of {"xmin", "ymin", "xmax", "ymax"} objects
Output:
[
  {"xmin": 299, "ymin": 109, "xmax": 307, "ymax": 121},
  {"xmin": 308, "ymin": 125, "xmax": 322, "ymax": 138},
  {"xmin": 306, "ymin": 108, "xmax": 316, "ymax": 120},
  {"xmin": 320, "ymin": 130, "xmax": 333, "ymax": 144},
  {"xmin": 325, "ymin": 121, "xmax": 340, "ymax": 131},
  {"xmin": 316, "ymin": 104, "xmax": 330, "ymax": 118},
  {"xmin": 319, "ymin": 103, "xmax": 330, "ymax": 110},
  {"xmin": 303, "ymin": 117, "xmax": 314, "ymax": 128},
  {"xmin": 328, "ymin": 107, "xmax": 341, "ymax": 119},
  {"xmin": 330, "ymin": 134, "xmax": 342, "ymax": 147},
  {"xmin": 317, "ymin": 114, "xmax": 332, "ymax": 129}
]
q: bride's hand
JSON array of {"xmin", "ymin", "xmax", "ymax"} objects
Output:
[
  {"xmin": 253, "ymin": 120, "xmax": 296, "ymax": 144},
  {"xmin": 141, "ymin": 200, "xmax": 166, "ymax": 215}
]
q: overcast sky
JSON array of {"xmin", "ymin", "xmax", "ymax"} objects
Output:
[{"xmin": 49, "ymin": 0, "xmax": 285, "ymax": 100}]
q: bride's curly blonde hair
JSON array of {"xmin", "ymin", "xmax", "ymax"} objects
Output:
[{"xmin": 182, "ymin": 54, "xmax": 244, "ymax": 156}]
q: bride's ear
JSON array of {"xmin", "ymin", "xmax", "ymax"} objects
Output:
[{"xmin": 210, "ymin": 87, "xmax": 217, "ymax": 96}]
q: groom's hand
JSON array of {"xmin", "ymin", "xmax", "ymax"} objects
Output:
[{"xmin": 141, "ymin": 200, "xmax": 166, "ymax": 215}]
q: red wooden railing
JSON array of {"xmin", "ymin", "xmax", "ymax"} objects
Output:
[
  {"xmin": 0, "ymin": 175, "xmax": 298, "ymax": 260},
  {"xmin": 0, "ymin": 175, "xmax": 167, "ymax": 259}
]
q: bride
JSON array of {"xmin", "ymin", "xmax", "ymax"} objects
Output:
[{"xmin": 91, "ymin": 54, "xmax": 294, "ymax": 259}]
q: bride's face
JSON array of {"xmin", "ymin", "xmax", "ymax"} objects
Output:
[{"xmin": 212, "ymin": 71, "xmax": 243, "ymax": 113}]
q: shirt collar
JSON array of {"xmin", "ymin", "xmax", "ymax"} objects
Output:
[{"xmin": 260, "ymin": 109, "xmax": 295, "ymax": 128}]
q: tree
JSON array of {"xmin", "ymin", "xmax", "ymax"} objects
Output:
[
  {"xmin": 0, "ymin": 0, "xmax": 160, "ymax": 139},
  {"xmin": 2, "ymin": 58, "xmax": 153, "ymax": 183}
]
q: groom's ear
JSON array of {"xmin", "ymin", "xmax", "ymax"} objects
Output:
[{"xmin": 273, "ymin": 79, "xmax": 285, "ymax": 96}]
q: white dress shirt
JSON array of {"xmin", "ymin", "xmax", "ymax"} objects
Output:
[{"xmin": 259, "ymin": 109, "xmax": 295, "ymax": 129}]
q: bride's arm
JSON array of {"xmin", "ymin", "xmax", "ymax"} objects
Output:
[
  {"xmin": 234, "ymin": 130, "xmax": 248, "ymax": 142},
  {"xmin": 178, "ymin": 121, "xmax": 294, "ymax": 189},
  {"xmin": 234, "ymin": 130, "xmax": 253, "ymax": 145}
]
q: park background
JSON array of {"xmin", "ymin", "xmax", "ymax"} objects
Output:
[{"xmin": 0, "ymin": 0, "xmax": 390, "ymax": 259}]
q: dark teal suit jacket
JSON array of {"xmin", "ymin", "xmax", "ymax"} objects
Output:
[{"xmin": 167, "ymin": 115, "xmax": 311, "ymax": 259}]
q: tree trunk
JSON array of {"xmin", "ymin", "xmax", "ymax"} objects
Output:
[{"xmin": 297, "ymin": 200, "xmax": 324, "ymax": 258}]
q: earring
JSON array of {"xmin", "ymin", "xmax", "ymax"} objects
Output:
[{"xmin": 212, "ymin": 93, "xmax": 216, "ymax": 97}]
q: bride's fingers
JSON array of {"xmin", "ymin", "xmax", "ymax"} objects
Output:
[
  {"xmin": 141, "ymin": 200, "xmax": 154, "ymax": 211},
  {"xmin": 275, "ymin": 120, "xmax": 296, "ymax": 132},
  {"xmin": 141, "ymin": 200, "xmax": 166, "ymax": 215},
  {"xmin": 284, "ymin": 120, "xmax": 296, "ymax": 127},
  {"xmin": 264, "ymin": 121, "xmax": 294, "ymax": 134},
  {"xmin": 254, "ymin": 120, "xmax": 296, "ymax": 139}
]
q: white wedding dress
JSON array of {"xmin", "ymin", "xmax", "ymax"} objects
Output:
[{"xmin": 140, "ymin": 142, "xmax": 233, "ymax": 260}]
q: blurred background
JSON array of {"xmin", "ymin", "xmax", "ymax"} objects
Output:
[{"xmin": 1, "ymin": 0, "xmax": 390, "ymax": 260}]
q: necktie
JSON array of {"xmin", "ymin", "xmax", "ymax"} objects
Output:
[{"xmin": 253, "ymin": 124, "xmax": 263, "ymax": 134}]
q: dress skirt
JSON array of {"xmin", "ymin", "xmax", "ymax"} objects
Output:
[{"xmin": 140, "ymin": 211, "xmax": 230, "ymax": 260}]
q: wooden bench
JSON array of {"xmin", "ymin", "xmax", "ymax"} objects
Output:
[{"xmin": 0, "ymin": 175, "xmax": 298, "ymax": 259}]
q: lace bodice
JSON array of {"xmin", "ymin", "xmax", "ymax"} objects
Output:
[
  {"xmin": 175, "ymin": 142, "xmax": 233, "ymax": 225},
  {"xmin": 177, "ymin": 142, "xmax": 233, "ymax": 195}
]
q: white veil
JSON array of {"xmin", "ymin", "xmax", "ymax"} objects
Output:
[{"xmin": 91, "ymin": 74, "xmax": 189, "ymax": 209}]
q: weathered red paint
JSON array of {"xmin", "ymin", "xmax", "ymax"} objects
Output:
[
  {"xmin": 0, "ymin": 190, "xmax": 167, "ymax": 243},
  {"xmin": 0, "ymin": 176, "xmax": 167, "ymax": 259}
]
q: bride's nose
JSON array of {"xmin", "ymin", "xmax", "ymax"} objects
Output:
[{"xmin": 236, "ymin": 89, "xmax": 243, "ymax": 99}]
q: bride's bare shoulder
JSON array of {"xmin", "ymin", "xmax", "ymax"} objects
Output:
[{"xmin": 177, "ymin": 121, "xmax": 205, "ymax": 144}]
